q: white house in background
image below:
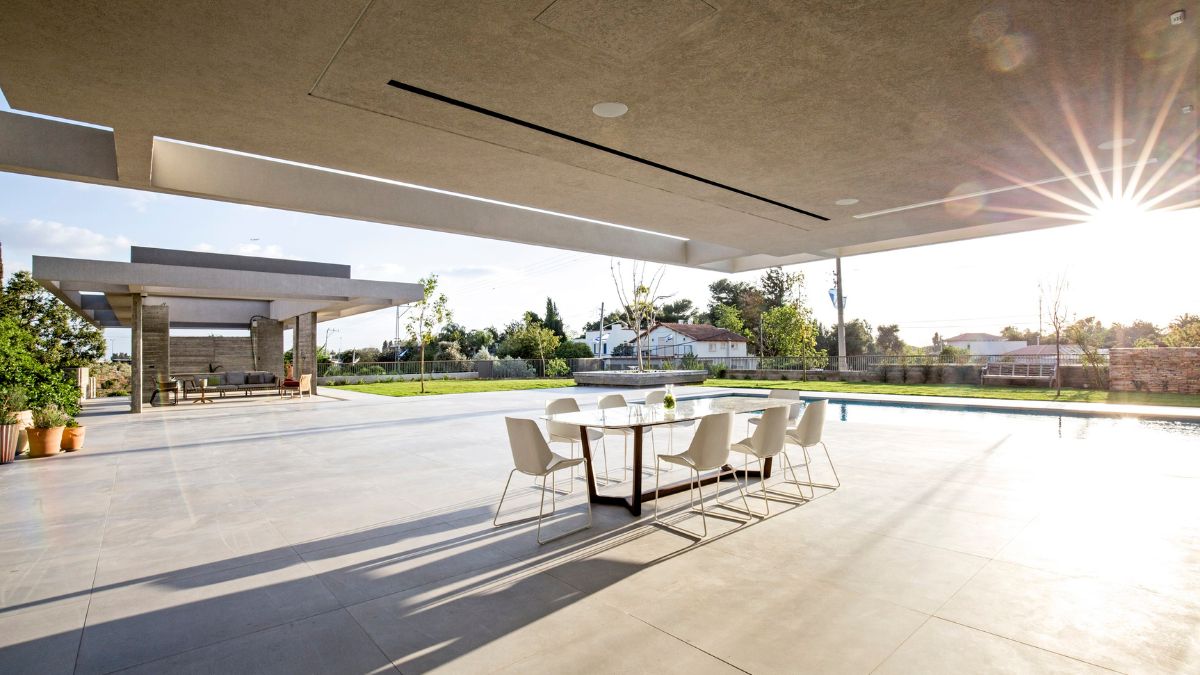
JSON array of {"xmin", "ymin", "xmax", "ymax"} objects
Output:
[
  {"xmin": 574, "ymin": 322, "xmax": 639, "ymax": 357},
  {"xmin": 638, "ymin": 322, "xmax": 748, "ymax": 358},
  {"xmin": 943, "ymin": 332, "xmax": 1027, "ymax": 357}
]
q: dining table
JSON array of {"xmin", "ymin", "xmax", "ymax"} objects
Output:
[{"xmin": 542, "ymin": 395, "xmax": 797, "ymax": 516}]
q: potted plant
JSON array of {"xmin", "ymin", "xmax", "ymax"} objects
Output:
[
  {"xmin": 61, "ymin": 416, "xmax": 86, "ymax": 452},
  {"xmin": 27, "ymin": 404, "xmax": 69, "ymax": 458},
  {"xmin": 0, "ymin": 387, "xmax": 26, "ymax": 464}
]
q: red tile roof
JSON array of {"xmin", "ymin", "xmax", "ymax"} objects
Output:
[{"xmin": 643, "ymin": 322, "xmax": 748, "ymax": 342}]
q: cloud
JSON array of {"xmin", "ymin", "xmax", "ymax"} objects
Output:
[
  {"xmin": 352, "ymin": 262, "xmax": 407, "ymax": 281},
  {"xmin": 440, "ymin": 265, "xmax": 498, "ymax": 279},
  {"xmin": 3, "ymin": 219, "xmax": 132, "ymax": 258},
  {"xmin": 127, "ymin": 191, "xmax": 163, "ymax": 213}
]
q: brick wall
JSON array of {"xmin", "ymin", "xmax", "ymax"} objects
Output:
[
  {"xmin": 170, "ymin": 318, "xmax": 285, "ymax": 380},
  {"xmin": 141, "ymin": 303, "xmax": 170, "ymax": 402},
  {"xmin": 1110, "ymin": 348, "xmax": 1200, "ymax": 394}
]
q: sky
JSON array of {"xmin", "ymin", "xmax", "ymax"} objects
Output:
[{"xmin": 1, "ymin": 92, "xmax": 1197, "ymax": 357}]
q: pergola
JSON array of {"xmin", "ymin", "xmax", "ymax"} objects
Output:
[{"xmin": 33, "ymin": 246, "xmax": 423, "ymax": 412}]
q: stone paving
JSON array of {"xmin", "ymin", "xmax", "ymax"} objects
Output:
[{"xmin": 1, "ymin": 385, "xmax": 1197, "ymax": 674}]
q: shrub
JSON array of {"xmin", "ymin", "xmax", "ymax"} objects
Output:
[
  {"xmin": 554, "ymin": 341, "xmax": 594, "ymax": 359},
  {"xmin": 0, "ymin": 317, "xmax": 80, "ymax": 414},
  {"xmin": 680, "ymin": 353, "xmax": 702, "ymax": 370},
  {"xmin": 545, "ymin": 358, "xmax": 570, "ymax": 377},
  {"xmin": 32, "ymin": 404, "xmax": 70, "ymax": 428},
  {"xmin": 705, "ymin": 363, "xmax": 727, "ymax": 378},
  {"xmin": 494, "ymin": 356, "xmax": 536, "ymax": 379},
  {"xmin": 361, "ymin": 365, "xmax": 386, "ymax": 376},
  {"xmin": 0, "ymin": 387, "xmax": 28, "ymax": 425}
]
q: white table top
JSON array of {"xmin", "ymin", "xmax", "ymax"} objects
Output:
[{"xmin": 543, "ymin": 396, "xmax": 796, "ymax": 429}]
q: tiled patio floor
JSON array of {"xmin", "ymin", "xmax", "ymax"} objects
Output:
[{"xmin": 1, "ymin": 386, "xmax": 1196, "ymax": 674}]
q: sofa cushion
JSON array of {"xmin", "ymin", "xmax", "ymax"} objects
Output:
[
  {"xmin": 251, "ymin": 371, "xmax": 275, "ymax": 385},
  {"xmin": 225, "ymin": 371, "xmax": 246, "ymax": 386}
]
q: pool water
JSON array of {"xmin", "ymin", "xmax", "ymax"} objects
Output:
[{"xmin": 688, "ymin": 393, "xmax": 1200, "ymax": 443}]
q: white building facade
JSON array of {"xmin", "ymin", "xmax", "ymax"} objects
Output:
[
  {"xmin": 640, "ymin": 323, "xmax": 748, "ymax": 358},
  {"xmin": 944, "ymin": 333, "xmax": 1027, "ymax": 357},
  {"xmin": 574, "ymin": 323, "xmax": 639, "ymax": 357}
]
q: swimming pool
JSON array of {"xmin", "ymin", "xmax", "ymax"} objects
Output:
[{"xmin": 681, "ymin": 392, "xmax": 1200, "ymax": 443}]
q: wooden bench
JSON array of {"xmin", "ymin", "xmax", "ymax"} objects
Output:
[{"xmin": 982, "ymin": 362, "xmax": 1056, "ymax": 386}]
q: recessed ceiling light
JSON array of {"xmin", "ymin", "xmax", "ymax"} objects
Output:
[
  {"xmin": 1170, "ymin": 10, "xmax": 1185, "ymax": 25},
  {"xmin": 1183, "ymin": 104, "xmax": 1195, "ymax": 114},
  {"xmin": 834, "ymin": 198, "xmax": 859, "ymax": 206},
  {"xmin": 1097, "ymin": 138, "xmax": 1135, "ymax": 150},
  {"xmin": 592, "ymin": 102, "xmax": 628, "ymax": 118}
]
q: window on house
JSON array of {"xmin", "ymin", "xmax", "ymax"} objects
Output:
[{"xmin": 708, "ymin": 342, "xmax": 716, "ymax": 352}]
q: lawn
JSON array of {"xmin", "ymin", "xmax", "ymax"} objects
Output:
[
  {"xmin": 702, "ymin": 379, "xmax": 1200, "ymax": 408},
  {"xmin": 331, "ymin": 378, "xmax": 576, "ymax": 397}
]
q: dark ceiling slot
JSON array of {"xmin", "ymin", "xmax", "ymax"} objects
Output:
[{"xmin": 386, "ymin": 80, "xmax": 828, "ymax": 222}]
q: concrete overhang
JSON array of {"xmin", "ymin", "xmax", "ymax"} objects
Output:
[
  {"xmin": 32, "ymin": 247, "xmax": 423, "ymax": 329},
  {"xmin": 0, "ymin": 1, "xmax": 1196, "ymax": 271}
]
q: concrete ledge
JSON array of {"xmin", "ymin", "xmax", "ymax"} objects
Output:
[
  {"xmin": 574, "ymin": 370, "xmax": 707, "ymax": 387},
  {"xmin": 317, "ymin": 372, "xmax": 479, "ymax": 385}
]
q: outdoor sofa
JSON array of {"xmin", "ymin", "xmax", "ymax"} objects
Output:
[{"xmin": 182, "ymin": 371, "xmax": 280, "ymax": 398}]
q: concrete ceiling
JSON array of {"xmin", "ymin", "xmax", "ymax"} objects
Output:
[{"xmin": 0, "ymin": 1, "xmax": 1196, "ymax": 271}]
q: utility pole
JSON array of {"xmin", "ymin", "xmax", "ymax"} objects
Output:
[
  {"xmin": 394, "ymin": 305, "xmax": 400, "ymax": 359},
  {"xmin": 1037, "ymin": 296, "xmax": 1042, "ymax": 345},
  {"xmin": 835, "ymin": 256, "xmax": 847, "ymax": 371},
  {"xmin": 598, "ymin": 302, "xmax": 604, "ymax": 356}
]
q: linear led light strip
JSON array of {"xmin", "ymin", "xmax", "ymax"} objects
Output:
[
  {"xmin": 156, "ymin": 137, "xmax": 689, "ymax": 241},
  {"xmin": 852, "ymin": 158, "xmax": 1157, "ymax": 219}
]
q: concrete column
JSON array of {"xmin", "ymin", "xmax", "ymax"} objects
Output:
[
  {"xmin": 295, "ymin": 312, "xmax": 318, "ymax": 395},
  {"xmin": 130, "ymin": 294, "xmax": 143, "ymax": 413}
]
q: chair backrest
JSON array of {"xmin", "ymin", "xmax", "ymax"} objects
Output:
[
  {"xmin": 544, "ymin": 397, "xmax": 582, "ymax": 440},
  {"xmin": 767, "ymin": 389, "xmax": 803, "ymax": 422},
  {"xmin": 749, "ymin": 405, "xmax": 789, "ymax": 457},
  {"xmin": 298, "ymin": 373, "xmax": 312, "ymax": 389},
  {"xmin": 598, "ymin": 393, "xmax": 627, "ymax": 410},
  {"xmin": 790, "ymin": 399, "xmax": 828, "ymax": 447},
  {"xmin": 505, "ymin": 417, "xmax": 554, "ymax": 475},
  {"xmin": 644, "ymin": 390, "xmax": 666, "ymax": 405},
  {"xmin": 685, "ymin": 412, "xmax": 733, "ymax": 471}
]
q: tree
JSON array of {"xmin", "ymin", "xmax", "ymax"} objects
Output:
[
  {"xmin": 554, "ymin": 341, "xmax": 595, "ymax": 359},
  {"xmin": 710, "ymin": 303, "xmax": 746, "ymax": 336},
  {"xmin": 759, "ymin": 267, "xmax": 804, "ymax": 310},
  {"xmin": 707, "ymin": 279, "xmax": 753, "ymax": 312},
  {"xmin": 875, "ymin": 324, "xmax": 905, "ymax": 355},
  {"xmin": 403, "ymin": 275, "xmax": 450, "ymax": 394},
  {"xmin": 1066, "ymin": 316, "xmax": 1107, "ymax": 388},
  {"xmin": 611, "ymin": 260, "xmax": 671, "ymax": 370},
  {"xmin": 611, "ymin": 342, "xmax": 635, "ymax": 357},
  {"xmin": 542, "ymin": 298, "xmax": 566, "ymax": 338},
  {"xmin": 582, "ymin": 311, "xmax": 625, "ymax": 332},
  {"xmin": 463, "ymin": 328, "xmax": 497, "ymax": 355},
  {"xmin": 1107, "ymin": 320, "xmax": 1160, "ymax": 348},
  {"xmin": 759, "ymin": 305, "xmax": 820, "ymax": 361},
  {"xmin": 931, "ymin": 332, "xmax": 943, "ymax": 351},
  {"xmin": 939, "ymin": 345, "xmax": 971, "ymax": 364},
  {"xmin": 1, "ymin": 270, "xmax": 105, "ymax": 370},
  {"xmin": 1000, "ymin": 325, "xmax": 1042, "ymax": 344},
  {"xmin": 0, "ymin": 316, "xmax": 80, "ymax": 413},
  {"xmin": 1163, "ymin": 314, "xmax": 1200, "ymax": 347},
  {"xmin": 1042, "ymin": 277, "xmax": 1070, "ymax": 395},
  {"xmin": 499, "ymin": 317, "xmax": 560, "ymax": 361},
  {"xmin": 657, "ymin": 298, "xmax": 697, "ymax": 323}
]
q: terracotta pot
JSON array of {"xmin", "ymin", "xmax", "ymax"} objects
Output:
[
  {"xmin": 26, "ymin": 427, "xmax": 65, "ymax": 458},
  {"xmin": 14, "ymin": 409, "xmax": 32, "ymax": 456},
  {"xmin": 0, "ymin": 424, "xmax": 18, "ymax": 464},
  {"xmin": 61, "ymin": 426, "xmax": 86, "ymax": 452}
]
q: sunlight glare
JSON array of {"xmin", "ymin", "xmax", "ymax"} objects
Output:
[{"xmin": 1089, "ymin": 197, "xmax": 1146, "ymax": 228}]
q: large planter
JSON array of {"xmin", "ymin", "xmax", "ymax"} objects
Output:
[
  {"xmin": 27, "ymin": 427, "xmax": 65, "ymax": 458},
  {"xmin": 0, "ymin": 424, "xmax": 19, "ymax": 464},
  {"xmin": 14, "ymin": 409, "xmax": 32, "ymax": 456},
  {"xmin": 61, "ymin": 426, "xmax": 86, "ymax": 452}
]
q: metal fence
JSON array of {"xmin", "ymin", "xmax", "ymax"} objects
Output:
[{"xmin": 317, "ymin": 351, "xmax": 1104, "ymax": 381}]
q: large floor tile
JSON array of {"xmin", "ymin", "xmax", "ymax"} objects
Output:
[
  {"xmin": 118, "ymin": 609, "xmax": 398, "ymax": 675},
  {"xmin": 0, "ymin": 599, "xmax": 89, "ymax": 675},
  {"xmin": 876, "ymin": 617, "xmax": 1114, "ymax": 674},
  {"xmin": 75, "ymin": 554, "xmax": 339, "ymax": 674},
  {"xmin": 937, "ymin": 560, "xmax": 1200, "ymax": 674}
]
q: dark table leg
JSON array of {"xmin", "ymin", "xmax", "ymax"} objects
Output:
[
  {"xmin": 578, "ymin": 425, "xmax": 598, "ymax": 503},
  {"xmin": 630, "ymin": 426, "xmax": 643, "ymax": 516}
]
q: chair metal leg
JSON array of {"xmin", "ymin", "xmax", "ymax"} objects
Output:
[
  {"xmin": 536, "ymin": 469, "xmax": 592, "ymax": 545},
  {"xmin": 493, "ymin": 469, "xmax": 519, "ymax": 527},
  {"xmin": 780, "ymin": 441, "xmax": 840, "ymax": 492}
]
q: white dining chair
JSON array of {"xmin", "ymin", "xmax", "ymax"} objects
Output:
[
  {"xmin": 746, "ymin": 389, "xmax": 802, "ymax": 436},
  {"xmin": 494, "ymin": 417, "xmax": 592, "ymax": 544},
  {"xmin": 653, "ymin": 412, "xmax": 751, "ymax": 538},
  {"xmin": 729, "ymin": 405, "xmax": 802, "ymax": 515},
  {"xmin": 783, "ymin": 399, "xmax": 839, "ymax": 497},
  {"xmin": 545, "ymin": 397, "xmax": 610, "ymax": 488},
  {"xmin": 598, "ymin": 393, "xmax": 653, "ymax": 480},
  {"xmin": 645, "ymin": 389, "xmax": 696, "ymax": 453}
]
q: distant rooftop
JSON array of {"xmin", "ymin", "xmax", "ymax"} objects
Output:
[
  {"xmin": 945, "ymin": 332, "xmax": 1004, "ymax": 342},
  {"xmin": 648, "ymin": 322, "xmax": 749, "ymax": 343}
]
